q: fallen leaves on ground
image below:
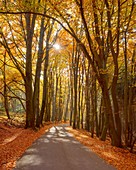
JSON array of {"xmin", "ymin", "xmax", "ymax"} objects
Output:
[
  {"xmin": 66, "ymin": 127, "xmax": 136, "ymax": 170},
  {"xmin": 0, "ymin": 119, "xmax": 136, "ymax": 170},
  {"xmin": 0, "ymin": 118, "xmax": 57, "ymax": 170}
]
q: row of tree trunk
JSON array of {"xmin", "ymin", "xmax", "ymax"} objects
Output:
[{"xmin": 0, "ymin": 0, "xmax": 135, "ymax": 150}]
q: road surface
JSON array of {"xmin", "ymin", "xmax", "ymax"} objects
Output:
[{"xmin": 14, "ymin": 124, "xmax": 116, "ymax": 170}]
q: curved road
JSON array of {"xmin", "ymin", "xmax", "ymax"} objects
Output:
[{"xmin": 14, "ymin": 124, "xmax": 116, "ymax": 170}]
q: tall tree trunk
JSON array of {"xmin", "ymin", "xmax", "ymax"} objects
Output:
[
  {"xmin": 25, "ymin": 13, "xmax": 36, "ymax": 128},
  {"xmin": 99, "ymin": 97, "xmax": 104, "ymax": 137},
  {"xmin": 40, "ymin": 47, "xmax": 49, "ymax": 124},
  {"xmin": 73, "ymin": 75, "xmax": 77, "ymax": 129},
  {"xmin": 128, "ymin": 46, "xmax": 136, "ymax": 146},
  {"xmin": 58, "ymin": 76, "xmax": 63, "ymax": 121},
  {"xmin": 99, "ymin": 84, "xmax": 109, "ymax": 141},
  {"xmin": 73, "ymin": 46, "xmax": 80, "ymax": 129},
  {"xmin": 85, "ymin": 63, "xmax": 91, "ymax": 132},
  {"xmin": 70, "ymin": 67, "xmax": 73, "ymax": 126},
  {"xmin": 81, "ymin": 58, "xmax": 85, "ymax": 129},
  {"xmin": 33, "ymin": 16, "xmax": 45, "ymax": 127},
  {"xmin": 40, "ymin": 21, "xmax": 54, "ymax": 124},
  {"xmin": 64, "ymin": 83, "xmax": 70, "ymax": 122},
  {"xmin": 102, "ymin": 78, "xmax": 122, "ymax": 147},
  {"xmin": 91, "ymin": 74, "xmax": 97, "ymax": 138},
  {"xmin": 77, "ymin": 66, "xmax": 81, "ymax": 129},
  {"xmin": 3, "ymin": 52, "xmax": 10, "ymax": 119},
  {"xmin": 123, "ymin": 1, "xmax": 134, "ymax": 145},
  {"xmin": 45, "ymin": 70, "xmax": 52, "ymax": 122}
]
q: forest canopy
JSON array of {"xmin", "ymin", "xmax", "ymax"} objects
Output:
[{"xmin": 0, "ymin": 0, "xmax": 136, "ymax": 150}]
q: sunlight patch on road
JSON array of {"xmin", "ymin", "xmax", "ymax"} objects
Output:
[
  {"xmin": 53, "ymin": 138, "xmax": 70, "ymax": 142},
  {"xmin": 58, "ymin": 132, "xmax": 67, "ymax": 137},
  {"xmin": 46, "ymin": 134, "xmax": 53, "ymax": 138},
  {"xmin": 17, "ymin": 154, "xmax": 43, "ymax": 167},
  {"xmin": 37, "ymin": 138, "xmax": 50, "ymax": 143},
  {"xmin": 82, "ymin": 146, "xmax": 91, "ymax": 152},
  {"xmin": 49, "ymin": 127, "xmax": 56, "ymax": 133},
  {"xmin": 72, "ymin": 140, "xmax": 80, "ymax": 144},
  {"xmin": 26, "ymin": 148, "xmax": 38, "ymax": 153},
  {"xmin": 56, "ymin": 126, "xmax": 63, "ymax": 130},
  {"xmin": 66, "ymin": 133, "xmax": 74, "ymax": 137}
]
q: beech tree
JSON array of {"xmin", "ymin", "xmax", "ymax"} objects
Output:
[
  {"xmin": 0, "ymin": 0, "xmax": 135, "ymax": 149},
  {"xmin": 47, "ymin": 0, "xmax": 136, "ymax": 147},
  {"xmin": 0, "ymin": 0, "xmax": 61, "ymax": 128},
  {"xmin": 2, "ymin": 52, "xmax": 10, "ymax": 119}
]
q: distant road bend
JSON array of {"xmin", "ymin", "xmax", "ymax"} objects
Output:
[{"xmin": 14, "ymin": 124, "xmax": 116, "ymax": 170}]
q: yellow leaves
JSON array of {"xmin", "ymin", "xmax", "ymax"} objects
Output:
[
  {"xmin": 128, "ymin": 39, "xmax": 136, "ymax": 48},
  {"xmin": 4, "ymin": 67, "xmax": 21, "ymax": 85}
]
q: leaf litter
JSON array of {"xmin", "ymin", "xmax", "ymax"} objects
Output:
[
  {"xmin": 0, "ymin": 119, "xmax": 136, "ymax": 170},
  {"xmin": 66, "ymin": 127, "xmax": 136, "ymax": 170}
]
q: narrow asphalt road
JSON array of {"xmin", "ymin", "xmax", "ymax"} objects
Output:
[{"xmin": 14, "ymin": 124, "xmax": 116, "ymax": 170}]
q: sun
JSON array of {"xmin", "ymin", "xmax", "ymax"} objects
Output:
[{"xmin": 53, "ymin": 43, "xmax": 61, "ymax": 50}]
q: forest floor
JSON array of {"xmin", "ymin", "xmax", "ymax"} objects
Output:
[
  {"xmin": 67, "ymin": 127, "xmax": 136, "ymax": 170},
  {"xmin": 0, "ymin": 117, "xmax": 136, "ymax": 170}
]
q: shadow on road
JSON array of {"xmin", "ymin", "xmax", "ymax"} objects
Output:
[{"xmin": 14, "ymin": 124, "xmax": 116, "ymax": 170}]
